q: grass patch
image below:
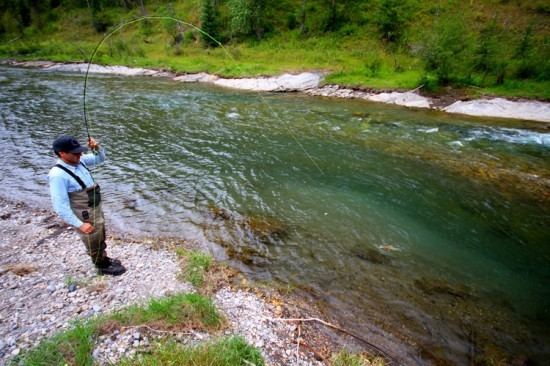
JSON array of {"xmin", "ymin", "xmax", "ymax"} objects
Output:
[
  {"xmin": 478, "ymin": 79, "xmax": 550, "ymax": 101},
  {"xmin": 110, "ymin": 293, "xmax": 221, "ymax": 330},
  {"xmin": 177, "ymin": 249, "xmax": 213, "ymax": 287},
  {"xmin": 118, "ymin": 336, "xmax": 264, "ymax": 366},
  {"xmin": 324, "ymin": 68, "xmax": 423, "ymax": 90},
  {"xmin": 330, "ymin": 350, "xmax": 387, "ymax": 366},
  {"xmin": 12, "ymin": 321, "xmax": 97, "ymax": 366},
  {"xmin": 14, "ymin": 293, "xmax": 223, "ymax": 365}
]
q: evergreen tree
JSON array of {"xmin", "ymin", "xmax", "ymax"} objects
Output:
[
  {"xmin": 422, "ymin": 15, "xmax": 474, "ymax": 85},
  {"xmin": 475, "ymin": 19, "xmax": 507, "ymax": 85},
  {"xmin": 200, "ymin": 0, "xmax": 220, "ymax": 47},
  {"xmin": 375, "ymin": 0, "xmax": 416, "ymax": 43}
]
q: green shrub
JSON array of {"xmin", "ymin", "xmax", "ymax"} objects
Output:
[
  {"xmin": 228, "ymin": 0, "xmax": 268, "ymax": 40},
  {"xmin": 474, "ymin": 20, "xmax": 505, "ymax": 82},
  {"xmin": 366, "ymin": 58, "xmax": 382, "ymax": 77},
  {"xmin": 183, "ymin": 250, "xmax": 213, "ymax": 287},
  {"xmin": 1, "ymin": 9, "xmax": 21, "ymax": 35},
  {"xmin": 421, "ymin": 14, "xmax": 474, "ymax": 86},
  {"xmin": 286, "ymin": 12, "xmax": 297, "ymax": 30},
  {"xmin": 139, "ymin": 18, "xmax": 154, "ymax": 37},
  {"xmin": 92, "ymin": 10, "xmax": 112, "ymax": 33},
  {"xmin": 511, "ymin": 26, "xmax": 550, "ymax": 81},
  {"xmin": 375, "ymin": 0, "xmax": 417, "ymax": 44}
]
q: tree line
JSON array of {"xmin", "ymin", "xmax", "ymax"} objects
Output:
[{"xmin": 1, "ymin": 0, "xmax": 548, "ymax": 88}]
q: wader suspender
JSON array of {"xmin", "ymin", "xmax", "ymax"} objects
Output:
[
  {"xmin": 55, "ymin": 163, "xmax": 101, "ymax": 208},
  {"xmin": 54, "ymin": 164, "xmax": 88, "ymax": 190}
]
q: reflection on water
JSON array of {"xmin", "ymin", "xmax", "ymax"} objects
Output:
[{"xmin": 1, "ymin": 66, "xmax": 549, "ymax": 364}]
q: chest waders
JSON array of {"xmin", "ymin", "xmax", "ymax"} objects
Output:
[{"xmin": 55, "ymin": 164, "xmax": 106, "ymax": 265}]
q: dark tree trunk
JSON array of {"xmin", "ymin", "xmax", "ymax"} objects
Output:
[{"xmin": 300, "ymin": 0, "xmax": 307, "ymax": 34}]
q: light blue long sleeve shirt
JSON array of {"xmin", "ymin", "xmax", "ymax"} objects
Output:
[{"xmin": 48, "ymin": 149, "xmax": 106, "ymax": 228}]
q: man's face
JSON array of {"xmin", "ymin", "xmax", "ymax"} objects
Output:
[{"xmin": 59, "ymin": 151, "xmax": 82, "ymax": 166}]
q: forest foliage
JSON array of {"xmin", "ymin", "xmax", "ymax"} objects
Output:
[{"xmin": 0, "ymin": 0, "xmax": 548, "ymax": 95}]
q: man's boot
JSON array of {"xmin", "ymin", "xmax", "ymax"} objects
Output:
[{"xmin": 95, "ymin": 257, "xmax": 126, "ymax": 276}]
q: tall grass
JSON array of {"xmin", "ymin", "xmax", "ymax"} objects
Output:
[
  {"xmin": 111, "ymin": 293, "xmax": 221, "ymax": 329},
  {"xmin": 12, "ymin": 321, "xmax": 97, "ymax": 366},
  {"xmin": 118, "ymin": 336, "xmax": 264, "ymax": 366}
]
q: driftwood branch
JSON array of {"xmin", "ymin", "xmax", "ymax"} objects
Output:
[
  {"xmin": 410, "ymin": 84, "xmax": 424, "ymax": 93},
  {"xmin": 296, "ymin": 322, "xmax": 302, "ymax": 363},
  {"xmin": 267, "ymin": 317, "xmax": 396, "ymax": 364}
]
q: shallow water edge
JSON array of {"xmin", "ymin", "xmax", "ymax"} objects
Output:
[{"xmin": 2, "ymin": 59, "xmax": 550, "ymax": 123}]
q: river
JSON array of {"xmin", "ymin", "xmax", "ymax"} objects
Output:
[{"xmin": 1, "ymin": 65, "xmax": 549, "ymax": 365}]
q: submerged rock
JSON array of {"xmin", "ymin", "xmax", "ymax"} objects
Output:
[
  {"xmin": 414, "ymin": 278, "xmax": 472, "ymax": 299},
  {"xmin": 208, "ymin": 205, "xmax": 232, "ymax": 221},
  {"xmin": 352, "ymin": 246, "xmax": 391, "ymax": 265},
  {"xmin": 241, "ymin": 215, "xmax": 289, "ymax": 243},
  {"xmin": 224, "ymin": 245, "xmax": 267, "ymax": 266}
]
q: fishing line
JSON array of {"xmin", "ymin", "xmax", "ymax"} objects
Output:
[
  {"xmin": 82, "ymin": 15, "xmax": 323, "ymax": 175},
  {"xmin": 84, "ymin": 16, "xmax": 221, "ymax": 140},
  {"xmin": 81, "ymin": 15, "xmax": 327, "ymax": 262},
  {"xmin": 78, "ymin": 18, "xmax": 399, "ymax": 363}
]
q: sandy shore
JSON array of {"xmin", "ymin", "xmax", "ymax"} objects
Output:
[
  {"xmin": 2, "ymin": 60, "xmax": 549, "ymax": 123},
  {"xmin": 0, "ymin": 197, "xmax": 341, "ymax": 365}
]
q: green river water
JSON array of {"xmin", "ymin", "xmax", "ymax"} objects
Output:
[{"xmin": 0, "ymin": 66, "xmax": 549, "ymax": 364}]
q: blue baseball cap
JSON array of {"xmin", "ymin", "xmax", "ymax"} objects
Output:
[{"xmin": 52, "ymin": 135, "xmax": 88, "ymax": 154}]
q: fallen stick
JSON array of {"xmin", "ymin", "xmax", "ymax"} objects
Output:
[
  {"xmin": 296, "ymin": 322, "xmax": 301, "ymax": 364},
  {"xmin": 266, "ymin": 317, "xmax": 396, "ymax": 364}
]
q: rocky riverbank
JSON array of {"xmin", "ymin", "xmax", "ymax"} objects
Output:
[
  {"xmin": 0, "ymin": 197, "xmax": 334, "ymax": 366},
  {"xmin": 2, "ymin": 60, "xmax": 549, "ymax": 123}
]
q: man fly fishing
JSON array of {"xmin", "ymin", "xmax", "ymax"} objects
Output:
[{"xmin": 48, "ymin": 135, "xmax": 126, "ymax": 276}]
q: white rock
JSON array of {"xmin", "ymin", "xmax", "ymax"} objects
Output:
[
  {"xmin": 214, "ymin": 73, "xmax": 321, "ymax": 92},
  {"xmin": 366, "ymin": 91, "xmax": 431, "ymax": 108},
  {"xmin": 173, "ymin": 72, "xmax": 219, "ymax": 83},
  {"xmin": 443, "ymin": 98, "xmax": 550, "ymax": 122}
]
